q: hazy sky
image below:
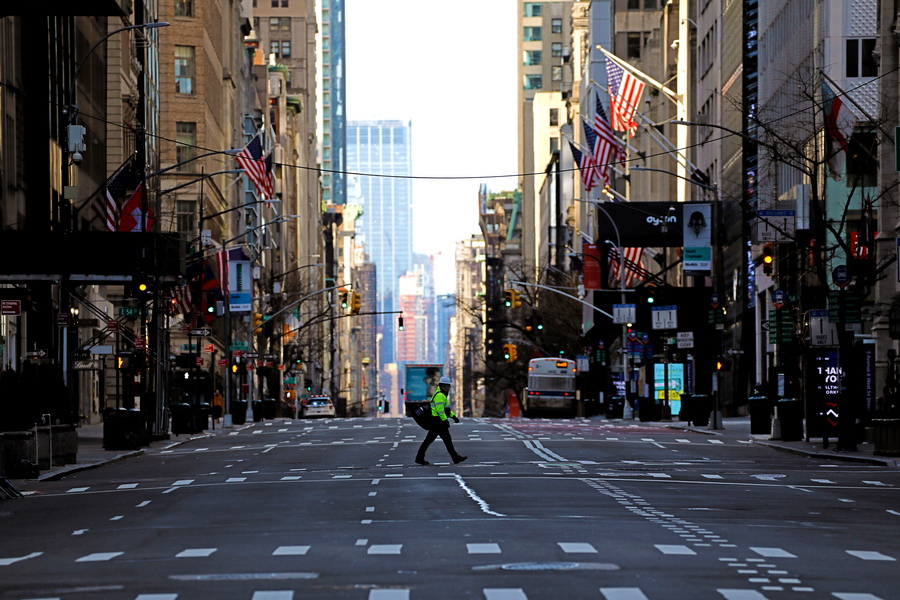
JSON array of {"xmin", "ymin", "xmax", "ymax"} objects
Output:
[{"xmin": 345, "ymin": 0, "xmax": 519, "ymax": 294}]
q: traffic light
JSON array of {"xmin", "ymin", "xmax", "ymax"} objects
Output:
[
  {"xmin": 340, "ymin": 292, "xmax": 349, "ymax": 310},
  {"xmin": 716, "ymin": 357, "xmax": 732, "ymax": 371},
  {"xmin": 398, "ymin": 316, "xmax": 404, "ymax": 331},
  {"xmin": 205, "ymin": 292, "xmax": 216, "ymax": 315},
  {"xmin": 503, "ymin": 343, "xmax": 511, "ymax": 360},
  {"xmin": 232, "ymin": 363, "xmax": 239, "ymax": 373},
  {"xmin": 305, "ymin": 378, "xmax": 312, "ymax": 392},
  {"xmin": 525, "ymin": 317, "xmax": 534, "ymax": 332},
  {"xmin": 646, "ymin": 286, "xmax": 656, "ymax": 304},
  {"xmin": 253, "ymin": 312, "xmax": 264, "ymax": 333},
  {"xmin": 761, "ymin": 244, "xmax": 775, "ymax": 275},
  {"xmin": 504, "ymin": 289, "xmax": 513, "ymax": 307},
  {"xmin": 509, "ymin": 344, "xmax": 517, "ymax": 362},
  {"xmin": 535, "ymin": 315, "xmax": 543, "ymax": 330},
  {"xmin": 378, "ymin": 399, "xmax": 384, "ymax": 412},
  {"xmin": 351, "ymin": 292, "xmax": 362, "ymax": 315},
  {"xmin": 116, "ymin": 354, "xmax": 131, "ymax": 370}
]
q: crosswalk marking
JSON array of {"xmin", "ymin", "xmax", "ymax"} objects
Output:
[
  {"xmin": 467, "ymin": 543, "xmax": 501, "ymax": 554},
  {"xmin": 135, "ymin": 595, "xmax": 178, "ymax": 600},
  {"xmin": 833, "ymin": 593, "xmax": 884, "ymax": 600},
  {"xmin": 251, "ymin": 593, "xmax": 293, "ymax": 600},
  {"xmin": 751, "ymin": 547, "xmax": 796, "ymax": 558},
  {"xmin": 600, "ymin": 588, "xmax": 650, "ymax": 600},
  {"xmin": 117, "ymin": 483, "xmax": 139, "ymax": 489},
  {"xmin": 484, "ymin": 589, "xmax": 527, "ymax": 600},
  {"xmin": 811, "ymin": 479, "xmax": 834, "ymax": 484},
  {"xmin": 67, "ymin": 487, "xmax": 89, "ymax": 493},
  {"xmin": 702, "ymin": 474, "xmax": 724, "ymax": 479},
  {"xmin": 709, "ymin": 439, "xmax": 725, "ymax": 444},
  {"xmin": 558, "ymin": 542, "xmax": 597, "ymax": 553},
  {"xmin": 846, "ymin": 550, "xmax": 895, "ymax": 561},
  {"xmin": 76, "ymin": 552, "xmax": 123, "ymax": 562},
  {"xmin": 273, "ymin": 546, "xmax": 310, "ymax": 556},
  {"xmin": 172, "ymin": 480, "xmax": 194, "ymax": 486},
  {"xmin": 369, "ymin": 590, "xmax": 410, "ymax": 600},
  {"xmin": 655, "ymin": 545, "xmax": 696, "ymax": 555},
  {"xmin": 368, "ymin": 544, "xmax": 402, "ymax": 555},
  {"xmin": 226, "ymin": 478, "xmax": 246, "ymax": 483},
  {"xmin": 0, "ymin": 551, "xmax": 42, "ymax": 566},
  {"xmin": 176, "ymin": 548, "xmax": 216, "ymax": 558}
]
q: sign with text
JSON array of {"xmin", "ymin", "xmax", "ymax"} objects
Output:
[
  {"xmin": 1, "ymin": 300, "xmax": 21, "ymax": 316},
  {"xmin": 757, "ymin": 209, "xmax": 795, "ymax": 243},
  {"xmin": 229, "ymin": 259, "xmax": 252, "ymax": 313},
  {"xmin": 651, "ymin": 305, "xmax": 678, "ymax": 330},
  {"xmin": 682, "ymin": 203, "xmax": 711, "ymax": 273},
  {"xmin": 613, "ymin": 304, "xmax": 636, "ymax": 325},
  {"xmin": 582, "ymin": 243, "xmax": 602, "ymax": 290}
]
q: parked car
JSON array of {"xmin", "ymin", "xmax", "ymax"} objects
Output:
[{"xmin": 302, "ymin": 396, "xmax": 336, "ymax": 418}]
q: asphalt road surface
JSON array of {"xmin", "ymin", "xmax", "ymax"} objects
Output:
[{"xmin": 2, "ymin": 417, "xmax": 899, "ymax": 599}]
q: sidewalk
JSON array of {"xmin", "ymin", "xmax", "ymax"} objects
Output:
[{"xmin": 4, "ymin": 415, "xmax": 897, "ymax": 492}]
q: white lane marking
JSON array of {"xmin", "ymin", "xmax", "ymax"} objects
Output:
[
  {"xmin": 702, "ymin": 474, "xmax": 724, "ymax": 479},
  {"xmin": 333, "ymin": 475, "xmax": 351, "ymax": 479},
  {"xmin": 676, "ymin": 439, "xmax": 691, "ymax": 443},
  {"xmin": 76, "ymin": 552, "xmax": 123, "ymax": 562},
  {"xmin": 484, "ymin": 590, "xmax": 528, "ymax": 600},
  {"xmin": 366, "ymin": 507, "xmax": 375, "ymax": 512},
  {"xmin": 846, "ymin": 550, "xmax": 895, "ymax": 561},
  {"xmin": 117, "ymin": 483, "xmax": 139, "ymax": 489},
  {"xmin": 751, "ymin": 547, "xmax": 797, "ymax": 558},
  {"xmin": 369, "ymin": 590, "xmax": 410, "ymax": 600},
  {"xmin": 455, "ymin": 474, "xmax": 505, "ymax": 517},
  {"xmin": 176, "ymin": 548, "xmax": 216, "ymax": 558},
  {"xmin": 385, "ymin": 474, "xmax": 403, "ymax": 478},
  {"xmin": 368, "ymin": 544, "xmax": 402, "ymax": 555},
  {"xmin": 467, "ymin": 543, "xmax": 501, "ymax": 554},
  {"xmin": 709, "ymin": 439, "xmax": 725, "ymax": 444},
  {"xmin": 72, "ymin": 529, "xmax": 87, "ymax": 535},
  {"xmin": 281, "ymin": 476, "xmax": 301, "ymax": 481},
  {"xmin": 0, "ymin": 551, "xmax": 42, "ymax": 566},
  {"xmin": 110, "ymin": 516, "xmax": 123, "ymax": 521},
  {"xmin": 810, "ymin": 479, "xmax": 835, "ymax": 484},
  {"xmin": 67, "ymin": 487, "xmax": 89, "ymax": 493},
  {"xmin": 839, "ymin": 499, "xmax": 855, "ymax": 503},
  {"xmin": 242, "ymin": 471, "xmax": 259, "ymax": 474},
  {"xmin": 273, "ymin": 546, "xmax": 310, "ymax": 555},
  {"xmin": 833, "ymin": 594, "xmax": 885, "ymax": 600},
  {"xmin": 251, "ymin": 593, "xmax": 293, "ymax": 600},
  {"xmin": 369, "ymin": 492, "xmax": 377, "ymax": 497},
  {"xmin": 172, "ymin": 480, "xmax": 194, "ymax": 486},
  {"xmin": 136, "ymin": 595, "xmax": 178, "ymax": 600},
  {"xmin": 863, "ymin": 481, "xmax": 889, "ymax": 486},
  {"xmin": 226, "ymin": 478, "xmax": 246, "ymax": 483},
  {"xmin": 136, "ymin": 501, "xmax": 151, "ymax": 507},
  {"xmin": 655, "ymin": 545, "xmax": 696, "ymax": 555},
  {"xmin": 888, "ymin": 510, "xmax": 900, "ymax": 516},
  {"xmin": 717, "ymin": 591, "xmax": 769, "ymax": 600},
  {"xmin": 559, "ymin": 542, "xmax": 597, "ymax": 553},
  {"xmin": 356, "ymin": 539, "xmax": 368, "ymax": 546},
  {"xmin": 600, "ymin": 589, "xmax": 650, "ymax": 600}
]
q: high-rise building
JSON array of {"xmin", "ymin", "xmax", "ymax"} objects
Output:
[
  {"xmin": 346, "ymin": 120, "xmax": 414, "ymax": 368},
  {"xmin": 317, "ymin": 0, "xmax": 347, "ymax": 205}
]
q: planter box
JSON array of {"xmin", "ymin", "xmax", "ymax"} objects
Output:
[{"xmin": 873, "ymin": 419, "xmax": 900, "ymax": 457}]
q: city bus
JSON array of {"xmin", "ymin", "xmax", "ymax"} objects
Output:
[{"xmin": 523, "ymin": 357, "xmax": 578, "ymax": 417}]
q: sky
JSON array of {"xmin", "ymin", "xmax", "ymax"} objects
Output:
[{"xmin": 345, "ymin": 0, "xmax": 519, "ymax": 295}]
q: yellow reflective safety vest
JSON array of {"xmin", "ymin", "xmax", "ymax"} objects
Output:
[{"xmin": 430, "ymin": 388, "xmax": 455, "ymax": 422}]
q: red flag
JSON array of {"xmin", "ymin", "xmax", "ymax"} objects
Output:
[{"xmin": 117, "ymin": 184, "xmax": 155, "ymax": 232}]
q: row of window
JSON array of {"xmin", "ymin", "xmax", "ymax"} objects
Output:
[
  {"xmin": 523, "ymin": 19, "xmax": 563, "ymax": 42},
  {"xmin": 251, "ymin": 0, "xmax": 290, "ymax": 7},
  {"xmin": 523, "ymin": 43, "xmax": 565, "ymax": 65}
]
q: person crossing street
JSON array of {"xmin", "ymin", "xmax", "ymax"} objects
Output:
[{"xmin": 415, "ymin": 375, "xmax": 467, "ymax": 465}]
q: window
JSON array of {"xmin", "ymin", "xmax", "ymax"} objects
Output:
[
  {"xmin": 524, "ymin": 26, "xmax": 542, "ymax": 42},
  {"xmin": 271, "ymin": 0, "xmax": 278, "ymax": 6},
  {"xmin": 524, "ymin": 2, "xmax": 541, "ymax": 17},
  {"xmin": 627, "ymin": 32, "xmax": 642, "ymax": 59},
  {"xmin": 282, "ymin": 41, "xmax": 291, "ymax": 58},
  {"xmin": 551, "ymin": 65, "xmax": 562, "ymax": 81},
  {"xmin": 271, "ymin": 41, "xmax": 280, "ymax": 57},
  {"xmin": 628, "ymin": 0, "xmax": 640, "ymax": 8},
  {"xmin": 551, "ymin": 42, "xmax": 563, "ymax": 57},
  {"xmin": 644, "ymin": 0, "xmax": 657, "ymax": 8},
  {"xmin": 524, "ymin": 74, "xmax": 543, "ymax": 90},
  {"xmin": 176, "ymin": 200, "xmax": 196, "ymax": 233},
  {"xmin": 281, "ymin": 0, "xmax": 288, "ymax": 5},
  {"xmin": 174, "ymin": 0, "xmax": 193, "ymax": 17},
  {"xmin": 253, "ymin": 17, "xmax": 259, "ymax": 33},
  {"xmin": 524, "ymin": 50, "xmax": 542, "ymax": 65},
  {"xmin": 280, "ymin": 17, "xmax": 291, "ymax": 30},
  {"xmin": 270, "ymin": 17, "xmax": 280, "ymax": 29},
  {"xmin": 551, "ymin": 18, "xmax": 562, "ymax": 34},
  {"xmin": 175, "ymin": 122, "xmax": 196, "ymax": 170},
  {"xmin": 174, "ymin": 46, "xmax": 195, "ymax": 94},
  {"xmin": 846, "ymin": 129, "xmax": 877, "ymax": 187},
  {"xmin": 549, "ymin": 108, "xmax": 559, "ymax": 127},
  {"xmin": 550, "ymin": 137, "xmax": 559, "ymax": 154},
  {"xmin": 846, "ymin": 38, "xmax": 877, "ymax": 78}
]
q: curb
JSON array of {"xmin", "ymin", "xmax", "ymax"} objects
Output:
[{"xmin": 754, "ymin": 439, "xmax": 899, "ymax": 467}]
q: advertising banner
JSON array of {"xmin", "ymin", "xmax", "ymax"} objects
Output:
[
  {"xmin": 583, "ymin": 242, "xmax": 602, "ymax": 290},
  {"xmin": 654, "ymin": 363, "xmax": 685, "ymax": 415},
  {"xmin": 683, "ymin": 203, "xmax": 711, "ymax": 273}
]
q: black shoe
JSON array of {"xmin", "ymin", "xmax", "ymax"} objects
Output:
[
  {"xmin": 415, "ymin": 458, "xmax": 430, "ymax": 465},
  {"xmin": 453, "ymin": 455, "xmax": 468, "ymax": 464}
]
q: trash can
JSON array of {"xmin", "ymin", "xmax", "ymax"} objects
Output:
[
  {"xmin": 691, "ymin": 394, "xmax": 711, "ymax": 427},
  {"xmin": 749, "ymin": 396, "xmax": 772, "ymax": 434},
  {"xmin": 231, "ymin": 399, "xmax": 248, "ymax": 425},
  {"xmin": 777, "ymin": 398, "xmax": 803, "ymax": 441},
  {"xmin": 263, "ymin": 398, "xmax": 277, "ymax": 420},
  {"xmin": 195, "ymin": 403, "xmax": 211, "ymax": 431},
  {"xmin": 251, "ymin": 400, "xmax": 263, "ymax": 422},
  {"xmin": 103, "ymin": 407, "xmax": 144, "ymax": 450},
  {"xmin": 170, "ymin": 403, "xmax": 195, "ymax": 435},
  {"xmin": 678, "ymin": 393, "xmax": 692, "ymax": 421},
  {"xmin": 606, "ymin": 396, "xmax": 625, "ymax": 419},
  {"xmin": 638, "ymin": 396, "xmax": 661, "ymax": 422}
]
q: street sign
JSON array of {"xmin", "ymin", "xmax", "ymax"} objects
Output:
[
  {"xmin": 832, "ymin": 265, "xmax": 851, "ymax": 288},
  {"xmin": 196, "ymin": 357, "xmax": 204, "ymax": 367},
  {"xmin": 182, "ymin": 324, "xmax": 192, "ymax": 333},
  {"xmin": 57, "ymin": 313, "xmax": 69, "ymax": 326},
  {"xmin": 134, "ymin": 338, "xmax": 146, "ymax": 350},
  {"xmin": 772, "ymin": 289, "xmax": 786, "ymax": 309},
  {"xmin": 827, "ymin": 289, "xmax": 862, "ymax": 323},
  {"xmin": 640, "ymin": 332, "xmax": 650, "ymax": 345},
  {"xmin": 613, "ymin": 304, "xmax": 636, "ymax": 325},
  {"xmin": 88, "ymin": 345, "xmax": 113, "ymax": 355},
  {"xmin": 264, "ymin": 353, "xmax": 278, "ymax": 360},
  {"xmin": 809, "ymin": 310, "xmax": 838, "ymax": 346},
  {"xmin": 217, "ymin": 358, "xmax": 227, "ymax": 367},
  {"xmin": 25, "ymin": 350, "xmax": 47, "ymax": 358},
  {"xmin": 244, "ymin": 352, "xmax": 259, "ymax": 359},
  {"xmin": 230, "ymin": 342, "xmax": 248, "ymax": 351},
  {"xmin": 757, "ymin": 209, "xmax": 795, "ymax": 243},
  {"xmin": 768, "ymin": 309, "xmax": 795, "ymax": 344},
  {"xmin": 651, "ymin": 305, "xmax": 678, "ymax": 330},
  {"xmin": 190, "ymin": 328, "xmax": 211, "ymax": 337},
  {"xmin": 204, "ymin": 344, "xmax": 215, "ymax": 353},
  {"xmin": 1, "ymin": 300, "xmax": 21, "ymax": 316},
  {"xmin": 119, "ymin": 307, "xmax": 140, "ymax": 316},
  {"xmin": 710, "ymin": 293, "xmax": 719, "ymax": 309},
  {"xmin": 677, "ymin": 332, "xmax": 694, "ymax": 349},
  {"xmin": 107, "ymin": 320, "xmax": 119, "ymax": 332},
  {"xmin": 233, "ymin": 350, "xmax": 243, "ymax": 358}
]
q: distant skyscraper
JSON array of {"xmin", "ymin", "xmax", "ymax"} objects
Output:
[
  {"xmin": 347, "ymin": 120, "xmax": 414, "ymax": 366},
  {"xmin": 318, "ymin": 0, "xmax": 346, "ymax": 205}
]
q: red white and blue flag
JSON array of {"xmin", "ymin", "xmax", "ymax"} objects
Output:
[
  {"xmin": 568, "ymin": 140, "xmax": 597, "ymax": 191},
  {"xmin": 235, "ymin": 132, "xmax": 275, "ymax": 200},
  {"xmin": 606, "ymin": 60, "xmax": 645, "ymax": 137},
  {"xmin": 608, "ymin": 246, "xmax": 645, "ymax": 288},
  {"xmin": 581, "ymin": 120, "xmax": 605, "ymax": 188},
  {"xmin": 591, "ymin": 94, "xmax": 627, "ymax": 183}
]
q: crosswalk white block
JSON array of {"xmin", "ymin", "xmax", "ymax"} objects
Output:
[{"xmin": 600, "ymin": 588, "xmax": 650, "ymax": 600}]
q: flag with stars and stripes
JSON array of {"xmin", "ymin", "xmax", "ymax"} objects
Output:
[
  {"xmin": 235, "ymin": 132, "xmax": 275, "ymax": 200},
  {"xmin": 606, "ymin": 60, "xmax": 645, "ymax": 137}
]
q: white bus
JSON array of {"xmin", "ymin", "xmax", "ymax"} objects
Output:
[{"xmin": 523, "ymin": 357, "xmax": 578, "ymax": 417}]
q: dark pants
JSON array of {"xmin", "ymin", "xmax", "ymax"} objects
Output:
[{"xmin": 416, "ymin": 420, "xmax": 459, "ymax": 460}]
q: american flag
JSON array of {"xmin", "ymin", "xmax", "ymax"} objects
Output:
[
  {"xmin": 606, "ymin": 60, "xmax": 645, "ymax": 137},
  {"xmin": 582, "ymin": 120, "xmax": 608, "ymax": 188},
  {"xmin": 568, "ymin": 140, "xmax": 597, "ymax": 191},
  {"xmin": 173, "ymin": 284, "xmax": 193, "ymax": 316},
  {"xmin": 235, "ymin": 132, "xmax": 275, "ymax": 200},
  {"xmin": 591, "ymin": 94, "xmax": 627, "ymax": 182},
  {"xmin": 96, "ymin": 165, "xmax": 132, "ymax": 231},
  {"xmin": 608, "ymin": 246, "xmax": 645, "ymax": 288}
]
